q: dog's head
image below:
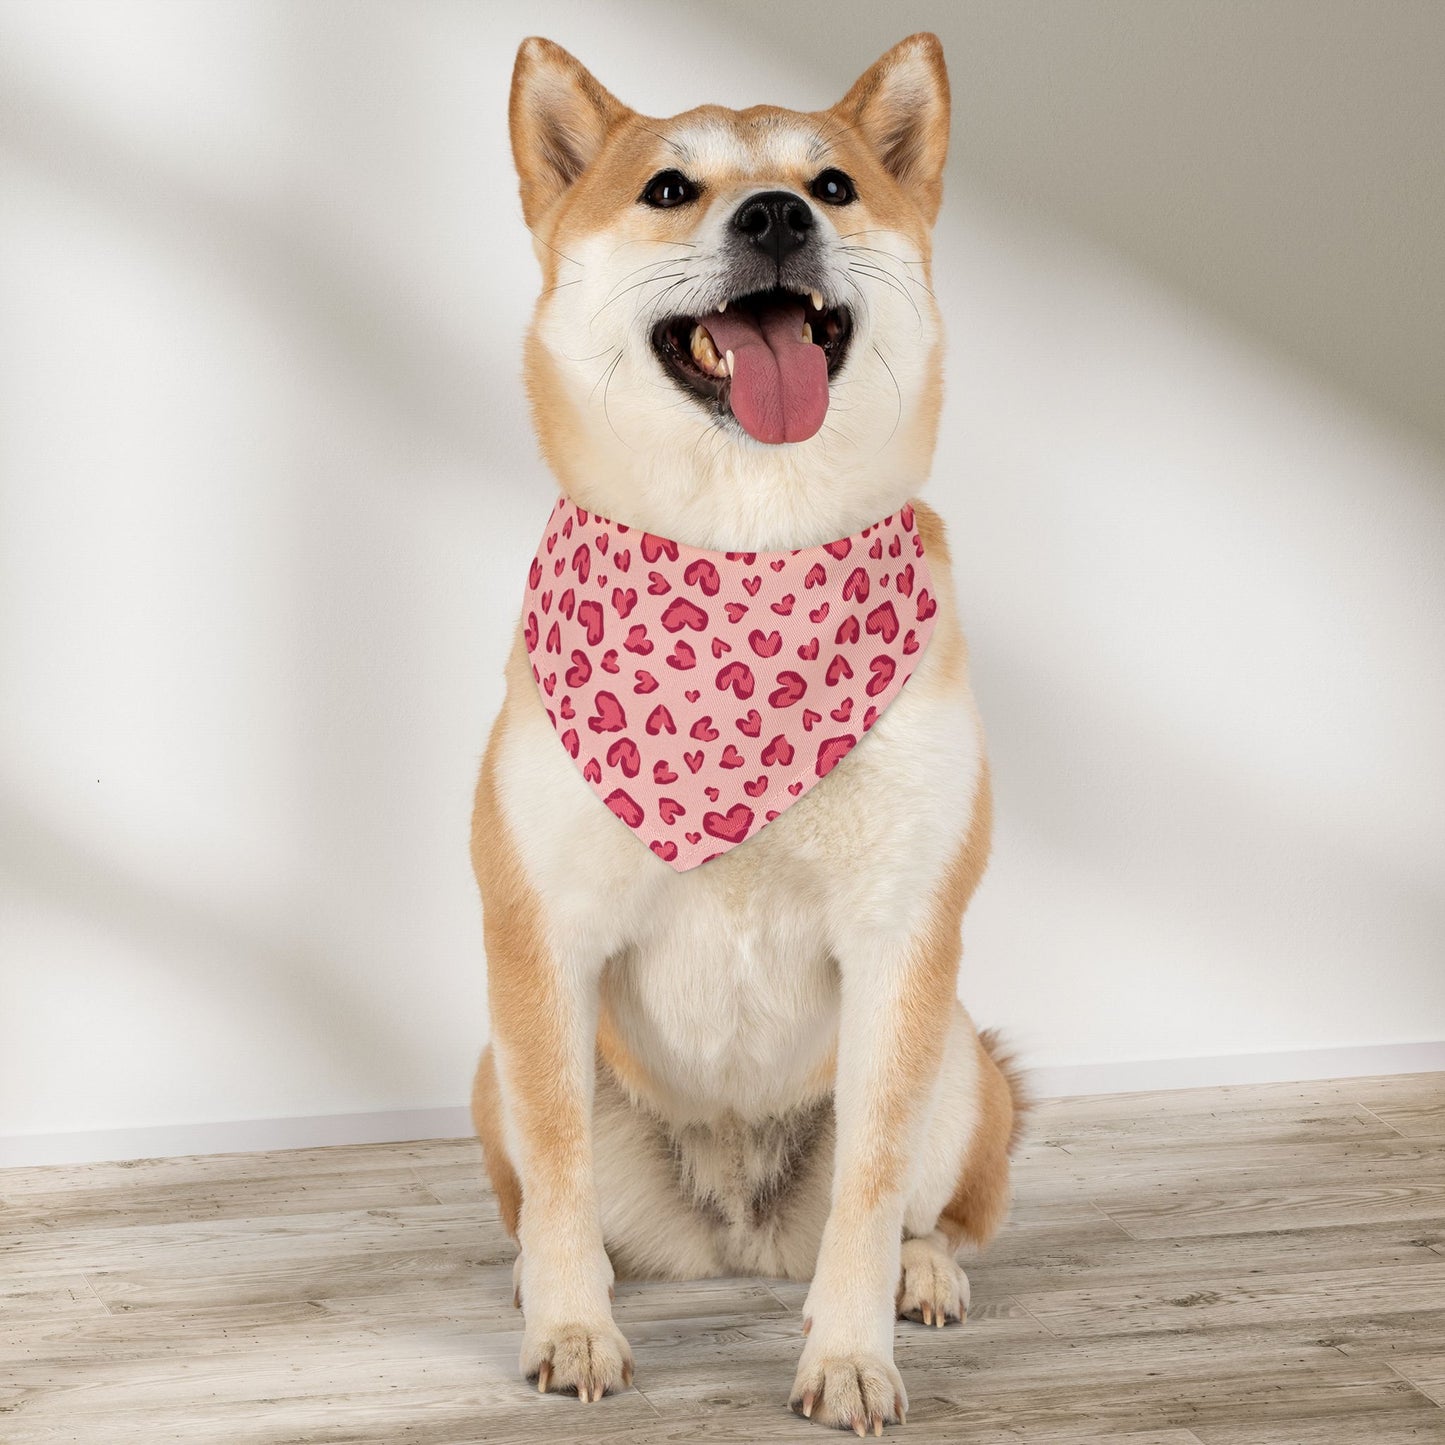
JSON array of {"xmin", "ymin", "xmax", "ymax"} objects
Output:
[{"xmin": 510, "ymin": 35, "xmax": 950, "ymax": 546}]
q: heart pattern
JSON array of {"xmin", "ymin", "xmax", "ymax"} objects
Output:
[{"xmin": 524, "ymin": 498, "xmax": 936, "ymax": 870}]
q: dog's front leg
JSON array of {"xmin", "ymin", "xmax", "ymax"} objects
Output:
[
  {"xmin": 486, "ymin": 889, "xmax": 632, "ymax": 1402},
  {"xmin": 791, "ymin": 919, "xmax": 958, "ymax": 1433}
]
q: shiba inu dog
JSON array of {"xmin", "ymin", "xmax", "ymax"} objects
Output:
[{"xmin": 470, "ymin": 32, "xmax": 1025, "ymax": 1433}]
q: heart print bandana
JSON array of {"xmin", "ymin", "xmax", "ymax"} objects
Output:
[{"xmin": 524, "ymin": 498, "xmax": 938, "ymax": 870}]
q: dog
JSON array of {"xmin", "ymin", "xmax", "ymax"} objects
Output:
[{"xmin": 470, "ymin": 32, "xmax": 1025, "ymax": 1433}]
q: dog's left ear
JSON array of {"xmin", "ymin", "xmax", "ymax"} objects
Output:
[
  {"xmin": 510, "ymin": 37, "xmax": 631, "ymax": 230},
  {"xmin": 833, "ymin": 33, "xmax": 951, "ymax": 224}
]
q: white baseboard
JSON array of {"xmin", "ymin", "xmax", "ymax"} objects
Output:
[{"xmin": 3, "ymin": 1041, "xmax": 1442, "ymax": 1170}]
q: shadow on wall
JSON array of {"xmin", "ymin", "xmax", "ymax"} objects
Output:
[
  {"xmin": 651, "ymin": 0, "xmax": 1445, "ymax": 451},
  {"xmin": 0, "ymin": 788, "xmax": 423, "ymax": 1112},
  {"xmin": 0, "ymin": 5, "xmax": 527, "ymax": 1132},
  {"xmin": 0, "ymin": 48, "xmax": 528, "ymax": 466}
]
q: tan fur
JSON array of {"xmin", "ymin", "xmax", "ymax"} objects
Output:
[
  {"xmin": 470, "ymin": 707, "xmax": 585, "ymax": 1199},
  {"xmin": 470, "ymin": 1045, "xmax": 522, "ymax": 1240}
]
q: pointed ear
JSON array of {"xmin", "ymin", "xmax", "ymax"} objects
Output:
[
  {"xmin": 834, "ymin": 33, "xmax": 951, "ymax": 223},
  {"xmin": 509, "ymin": 37, "xmax": 630, "ymax": 229}
]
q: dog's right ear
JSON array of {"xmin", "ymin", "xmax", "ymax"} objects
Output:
[{"xmin": 510, "ymin": 38, "xmax": 629, "ymax": 230}]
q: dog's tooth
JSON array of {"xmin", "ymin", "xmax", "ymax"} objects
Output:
[
  {"xmin": 725, "ymin": 349, "xmax": 735, "ymax": 378},
  {"xmin": 691, "ymin": 323, "xmax": 721, "ymax": 373},
  {"xmin": 810, "ymin": 289, "xmax": 824, "ymax": 310},
  {"xmin": 801, "ymin": 322, "xmax": 813, "ymax": 344},
  {"xmin": 719, "ymin": 298, "xmax": 728, "ymax": 312}
]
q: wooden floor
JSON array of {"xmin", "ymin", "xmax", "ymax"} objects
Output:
[{"xmin": 3, "ymin": 1074, "xmax": 1444, "ymax": 1443}]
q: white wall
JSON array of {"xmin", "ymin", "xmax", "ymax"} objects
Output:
[{"xmin": 2, "ymin": 1, "xmax": 1442, "ymax": 1162}]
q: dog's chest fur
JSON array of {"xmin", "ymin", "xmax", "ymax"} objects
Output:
[{"xmin": 494, "ymin": 599, "xmax": 983, "ymax": 1128}]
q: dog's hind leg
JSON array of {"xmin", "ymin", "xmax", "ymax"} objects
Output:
[{"xmin": 897, "ymin": 1004, "xmax": 1026, "ymax": 1326}]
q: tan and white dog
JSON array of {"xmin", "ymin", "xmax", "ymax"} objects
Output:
[{"xmin": 471, "ymin": 32, "xmax": 1025, "ymax": 1433}]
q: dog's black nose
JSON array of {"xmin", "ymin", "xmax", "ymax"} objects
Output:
[{"xmin": 732, "ymin": 190, "xmax": 814, "ymax": 263}]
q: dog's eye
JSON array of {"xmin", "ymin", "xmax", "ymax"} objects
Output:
[
  {"xmin": 810, "ymin": 169, "xmax": 856, "ymax": 206},
  {"xmin": 641, "ymin": 169, "xmax": 699, "ymax": 208}
]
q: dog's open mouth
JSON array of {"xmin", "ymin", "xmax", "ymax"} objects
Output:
[{"xmin": 651, "ymin": 288, "xmax": 853, "ymax": 445}]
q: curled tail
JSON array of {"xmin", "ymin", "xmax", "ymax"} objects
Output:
[{"xmin": 978, "ymin": 1025, "xmax": 1031, "ymax": 1155}]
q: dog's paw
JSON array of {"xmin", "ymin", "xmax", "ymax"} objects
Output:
[
  {"xmin": 896, "ymin": 1234, "xmax": 970, "ymax": 1327},
  {"xmin": 521, "ymin": 1318, "xmax": 634, "ymax": 1402},
  {"xmin": 790, "ymin": 1348, "xmax": 906, "ymax": 1434}
]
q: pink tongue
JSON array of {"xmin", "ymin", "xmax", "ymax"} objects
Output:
[{"xmin": 704, "ymin": 299, "xmax": 828, "ymax": 445}]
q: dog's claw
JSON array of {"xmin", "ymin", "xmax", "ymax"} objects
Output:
[
  {"xmin": 872, "ymin": 1412, "xmax": 885, "ymax": 1436},
  {"xmin": 853, "ymin": 1416, "xmax": 867, "ymax": 1438},
  {"xmin": 536, "ymin": 1361, "xmax": 551, "ymax": 1393},
  {"xmin": 801, "ymin": 1390, "xmax": 815, "ymax": 1418}
]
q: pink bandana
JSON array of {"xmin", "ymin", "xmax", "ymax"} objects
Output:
[{"xmin": 524, "ymin": 499, "xmax": 937, "ymax": 870}]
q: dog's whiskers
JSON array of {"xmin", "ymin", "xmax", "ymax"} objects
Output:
[
  {"xmin": 847, "ymin": 263, "xmax": 922, "ymax": 326},
  {"xmin": 871, "ymin": 342, "xmax": 903, "ymax": 447},
  {"xmin": 527, "ymin": 226, "xmax": 583, "ymax": 270},
  {"xmin": 596, "ymin": 254, "xmax": 701, "ymax": 307},
  {"xmin": 589, "ymin": 271, "xmax": 690, "ymax": 328}
]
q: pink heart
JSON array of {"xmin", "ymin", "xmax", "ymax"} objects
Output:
[
  {"xmin": 703, "ymin": 803, "xmax": 754, "ymax": 843},
  {"xmin": 587, "ymin": 691, "xmax": 626, "ymax": 733},
  {"xmin": 767, "ymin": 671, "xmax": 807, "ymax": 707},
  {"xmin": 604, "ymin": 787, "xmax": 643, "ymax": 828}
]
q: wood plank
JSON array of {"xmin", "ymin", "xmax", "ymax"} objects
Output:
[
  {"xmin": 1097, "ymin": 1184, "xmax": 1445, "ymax": 1240},
  {"xmin": 1392, "ymin": 1354, "xmax": 1445, "ymax": 1407},
  {"xmin": 0, "ymin": 1165, "xmax": 441, "ymax": 1232},
  {"xmin": 1193, "ymin": 1407, "xmax": 1445, "ymax": 1443},
  {"xmin": 0, "ymin": 1274, "xmax": 109, "ymax": 1323},
  {"xmin": 1015, "ymin": 1261, "xmax": 1445, "ymax": 1338},
  {"xmin": 971, "ymin": 1220, "xmax": 1445, "ymax": 1297},
  {"xmin": 1364, "ymin": 1098, "xmax": 1445, "ymax": 1141}
]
